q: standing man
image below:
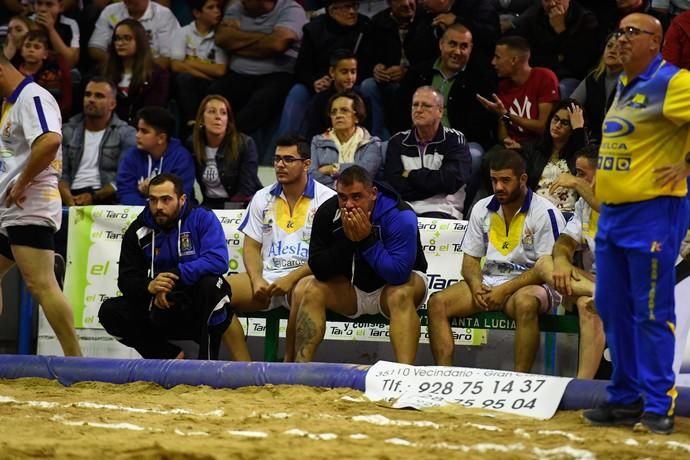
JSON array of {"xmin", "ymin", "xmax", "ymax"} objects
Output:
[
  {"xmin": 225, "ymin": 135, "xmax": 335, "ymax": 360},
  {"xmin": 99, "ymin": 173, "xmax": 234, "ymax": 360},
  {"xmin": 60, "ymin": 77, "xmax": 136, "ymax": 206},
  {"xmin": 583, "ymin": 13, "xmax": 690, "ymax": 435},
  {"xmin": 295, "ymin": 165, "xmax": 428, "ymax": 364},
  {"xmin": 0, "ymin": 53, "xmax": 81, "ymax": 356}
]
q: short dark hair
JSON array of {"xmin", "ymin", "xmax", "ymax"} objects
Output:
[
  {"xmin": 329, "ymin": 48, "xmax": 357, "ymax": 67},
  {"xmin": 148, "ymin": 173, "xmax": 184, "ymax": 197},
  {"xmin": 489, "ymin": 149, "xmax": 527, "ymax": 177},
  {"xmin": 190, "ymin": 0, "xmax": 211, "ymax": 12},
  {"xmin": 86, "ymin": 76, "xmax": 117, "ymax": 99},
  {"xmin": 338, "ymin": 164, "xmax": 374, "ymax": 188},
  {"xmin": 136, "ymin": 106, "xmax": 175, "ymax": 140},
  {"xmin": 496, "ymin": 35, "xmax": 530, "ymax": 55},
  {"xmin": 575, "ymin": 143, "xmax": 599, "ymax": 166},
  {"xmin": 327, "ymin": 90, "xmax": 367, "ymax": 125},
  {"xmin": 24, "ymin": 29, "xmax": 51, "ymax": 49},
  {"xmin": 276, "ymin": 134, "xmax": 310, "ymax": 159}
]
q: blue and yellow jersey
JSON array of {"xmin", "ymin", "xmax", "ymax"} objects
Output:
[{"xmin": 597, "ymin": 54, "xmax": 690, "ymax": 204}]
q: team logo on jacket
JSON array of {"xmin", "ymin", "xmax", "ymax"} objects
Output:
[{"xmin": 180, "ymin": 232, "xmax": 196, "ymax": 256}]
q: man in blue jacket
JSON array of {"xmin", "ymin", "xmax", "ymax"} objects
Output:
[
  {"xmin": 99, "ymin": 173, "xmax": 233, "ymax": 360},
  {"xmin": 116, "ymin": 107, "xmax": 196, "ymax": 205},
  {"xmin": 295, "ymin": 165, "xmax": 428, "ymax": 364}
]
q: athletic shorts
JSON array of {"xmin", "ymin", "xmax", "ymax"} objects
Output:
[
  {"xmin": 0, "ymin": 179, "xmax": 61, "ymax": 232},
  {"xmin": 483, "ymin": 274, "xmax": 562, "ymax": 314},
  {"xmin": 345, "ymin": 271, "xmax": 429, "ymax": 320},
  {"xmin": 0, "ymin": 225, "xmax": 55, "ymax": 260}
]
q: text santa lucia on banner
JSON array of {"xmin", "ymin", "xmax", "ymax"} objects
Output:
[{"xmin": 365, "ymin": 361, "xmax": 572, "ymax": 420}]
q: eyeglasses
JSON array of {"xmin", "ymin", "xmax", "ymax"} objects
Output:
[
  {"xmin": 330, "ymin": 1, "xmax": 360, "ymax": 11},
  {"xmin": 114, "ymin": 34, "xmax": 134, "ymax": 43},
  {"xmin": 274, "ymin": 155, "xmax": 305, "ymax": 165},
  {"xmin": 613, "ymin": 26, "xmax": 655, "ymax": 40},
  {"xmin": 551, "ymin": 114, "xmax": 571, "ymax": 128},
  {"xmin": 412, "ymin": 101, "xmax": 435, "ymax": 110},
  {"xmin": 330, "ymin": 107, "xmax": 355, "ymax": 116}
]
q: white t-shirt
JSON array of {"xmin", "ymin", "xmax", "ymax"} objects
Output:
[
  {"xmin": 462, "ymin": 189, "xmax": 566, "ymax": 281},
  {"xmin": 238, "ymin": 178, "xmax": 336, "ymax": 281},
  {"xmin": 170, "ymin": 22, "xmax": 227, "ymax": 65},
  {"xmin": 561, "ymin": 197, "xmax": 598, "ymax": 273},
  {"xmin": 71, "ymin": 129, "xmax": 105, "ymax": 190},
  {"xmin": 0, "ymin": 77, "xmax": 62, "ymax": 202},
  {"xmin": 88, "ymin": 0, "xmax": 180, "ymax": 58}
]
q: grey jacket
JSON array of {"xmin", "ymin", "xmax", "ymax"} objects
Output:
[
  {"xmin": 309, "ymin": 129, "xmax": 384, "ymax": 189},
  {"xmin": 61, "ymin": 113, "xmax": 136, "ymax": 189}
]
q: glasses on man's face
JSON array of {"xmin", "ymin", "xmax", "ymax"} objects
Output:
[
  {"xmin": 114, "ymin": 34, "xmax": 134, "ymax": 43},
  {"xmin": 613, "ymin": 26, "xmax": 655, "ymax": 40},
  {"xmin": 331, "ymin": 1, "xmax": 360, "ymax": 11},
  {"xmin": 551, "ymin": 114, "xmax": 571, "ymax": 128},
  {"xmin": 330, "ymin": 107, "xmax": 355, "ymax": 116},
  {"xmin": 274, "ymin": 155, "xmax": 305, "ymax": 165}
]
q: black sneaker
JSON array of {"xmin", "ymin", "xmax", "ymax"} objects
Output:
[
  {"xmin": 633, "ymin": 412, "xmax": 674, "ymax": 435},
  {"xmin": 582, "ymin": 399, "xmax": 643, "ymax": 426}
]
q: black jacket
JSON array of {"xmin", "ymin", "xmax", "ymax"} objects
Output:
[{"xmin": 369, "ymin": 8, "xmax": 425, "ymax": 68}]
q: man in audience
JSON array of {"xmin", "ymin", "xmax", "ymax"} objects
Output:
[
  {"xmin": 295, "ymin": 165, "xmax": 428, "ymax": 364},
  {"xmin": 384, "ymin": 86, "xmax": 471, "ymax": 219},
  {"xmin": 171, "ymin": 0, "xmax": 227, "ymax": 134},
  {"xmin": 116, "ymin": 106, "xmax": 195, "ymax": 205},
  {"xmin": 513, "ymin": 0, "xmax": 601, "ymax": 97},
  {"xmin": 224, "ymin": 135, "xmax": 335, "ymax": 361},
  {"xmin": 478, "ymin": 36, "xmax": 559, "ymax": 146},
  {"xmin": 99, "ymin": 173, "xmax": 234, "ymax": 360},
  {"xmin": 212, "ymin": 0, "xmax": 307, "ymax": 134},
  {"xmin": 88, "ymin": 0, "xmax": 180, "ymax": 69},
  {"xmin": 397, "ymin": 24, "xmax": 496, "ymax": 177},
  {"xmin": 60, "ymin": 77, "xmax": 136, "ymax": 206},
  {"xmin": 31, "ymin": 0, "xmax": 80, "ymax": 67},
  {"xmin": 427, "ymin": 149, "xmax": 565, "ymax": 372},
  {"xmin": 534, "ymin": 144, "xmax": 605, "ymax": 379}
]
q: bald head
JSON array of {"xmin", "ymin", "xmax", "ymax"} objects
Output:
[
  {"xmin": 623, "ymin": 13, "xmax": 662, "ymax": 39},
  {"xmin": 616, "ymin": 13, "xmax": 662, "ymax": 71}
]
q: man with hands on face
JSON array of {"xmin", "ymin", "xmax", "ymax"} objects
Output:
[
  {"xmin": 98, "ymin": 173, "xmax": 236, "ymax": 360},
  {"xmin": 294, "ymin": 165, "xmax": 428, "ymax": 364},
  {"xmin": 427, "ymin": 149, "xmax": 565, "ymax": 373},
  {"xmin": 224, "ymin": 135, "xmax": 336, "ymax": 361}
]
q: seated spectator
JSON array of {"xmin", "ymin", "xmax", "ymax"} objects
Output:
[
  {"xmin": 212, "ymin": 0, "xmax": 307, "ymax": 134},
  {"xmin": 397, "ymin": 24, "xmax": 496, "ymax": 176},
  {"xmin": 302, "ymin": 49, "xmax": 373, "ymax": 139},
  {"xmin": 477, "ymin": 36, "xmax": 559, "ymax": 146},
  {"xmin": 88, "ymin": 0, "xmax": 179, "ymax": 70},
  {"xmin": 279, "ymin": 0, "xmax": 374, "ymax": 138},
  {"xmin": 652, "ymin": 0, "xmax": 690, "ymax": 27},
  {"xmin": 224, "ymin": 135, "xmax": 336, "ymax": 362},
  {"xmin": 60, "ymin": 77, "xmax": 136, "ymax": 206},
  {"xmin": 571, "ymin": 34, "xmax": 623, "ymax": 142},
  {"xmin": 295, "ymin": 165, "xmax": 428, "ymax": 364},
  {"xmin": 102, "ymin": 19, "xmax": 170, "ymax": 126},
  {"xmin": 497, "ymin": 0, "xmax": 536, "ymax": 33},
  {"xmin": 512, "ymin": 0, "xmax": 601, "ymax": 97},
  {"xmin": 30, "ymin": 0, "xmax": 79, "ymax": 67},
  {"xmin": 116, "ymin": 106, "xmax": 195, "ymax": 206},
  {"xmin": 360, "ymin": 0, "xmax": 418, "ymax": 138},
  {"xmin": 415, "ymin": 0, "xmax": 500, "ymax": 66},
  {"xmin": 99, "ymin": 173, "xmax": 235, "ymax": 360},
  {"xmin": 504, "ymin": 99, "xmax": 587, "ymax": 213},
  {"xmin": 17, "ymin": 28, "xmax": 71, "ymax": 117},
  {"xmin": 2, "ymin": 15, "xmax": 35, "ymax": 62},
  {"xmin": 663, "ymin": 10, "xmax": 690, "ymax": 68},
  {"xmin": 427, "ymin": 149, "xmax": 565, "ymax": 372},
  {"xmin": 170, "ymin": 0, "xmax": 227, "ymax": 137},
  {"xmin": 309, "ymin": 91, "xmax": 383, "ymax": 188},
  {"xmin": 384, "ymin": 86, "xmax": 471, "ymax": 219},
  {"xmin": 534, "ymin": 144, "xmax": 605, "ymax": 379},
  {"xmin": 191, "ymin": 95, "xmax": 262, "ymax": 208}
]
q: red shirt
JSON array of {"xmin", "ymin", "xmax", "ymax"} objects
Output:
[{"xmin": 498, "ymin": 67, "xmax": 559, "ymax": 143}]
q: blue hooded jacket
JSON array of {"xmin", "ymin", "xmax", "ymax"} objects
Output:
[
  {"xmin": 116, "ymin": 138, "xmax": 196, "ymax": 205},
  {"xmin": 117, "ymin": 200, "xmax": 229, "ymax": 304}
]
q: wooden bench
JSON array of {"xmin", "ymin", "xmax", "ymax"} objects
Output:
[{"xmin": 241, "ymin": 309, "xmax": 579, "ymax": 374}]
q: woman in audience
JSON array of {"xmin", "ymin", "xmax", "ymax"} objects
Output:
[
  {"xmin": 570, "ymin": 34, "xmax": 622, "ymax": 142},
  {"xmin": 505, "ymin": 99, "xmax": 587, "ymax": 213},
  {"xmin": 309, "ymin": 91, "xmax": 383, "ymax": 189},
  {"xmin": 102, "ymin": 18, "xmax": 169, "ymax": 126},
  {"xmin": 2, "ymin": 15, "xmax": 34, "ymax": 62},
  {"xmin": 191, "ymin": 94, "xmax": 262, "ymax": 209}
]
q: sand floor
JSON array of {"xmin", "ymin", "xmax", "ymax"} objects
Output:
[{"xmin": 0, "ymin": 378, "xmax": 689, "ymax": 459}]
